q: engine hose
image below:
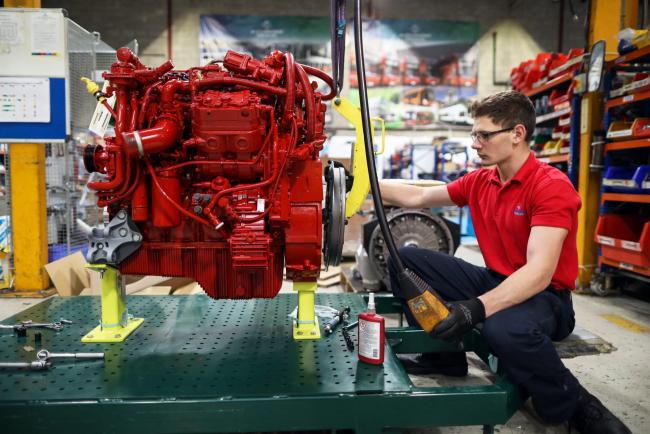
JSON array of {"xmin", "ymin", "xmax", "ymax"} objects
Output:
[
  {"xmin": 295, "ymin": 63, "xmax": 316, "ymax": 141},
  {"xmin": 300, "ymin": 64, "xmax": 337, "ymax": 101},
  {"xmin": 144, "ymin": 158, "xmax": 215, "ymax": 231},
  {"xmin": 99, "ymin": 163, "xmax": 142, "ymax": 206},
  {"xmin": 283, "ymin": 52, "xmax": 296, "ymax": 126},
  {"xmin": 352, "ymin": 0, "xmax": 405, "ymax": 272}
]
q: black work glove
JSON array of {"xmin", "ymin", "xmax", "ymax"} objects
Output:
[{"xmin": 429, "ymin": 298, "xmax": 486, "ymax": 343}]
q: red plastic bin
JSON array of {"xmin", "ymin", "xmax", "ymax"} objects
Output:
[{"xmin": 595, "ymin": 214, "xmax": 650, "ymax": 268}]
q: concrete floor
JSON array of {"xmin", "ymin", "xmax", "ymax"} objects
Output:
[{"xmin": 1, "ymin": 244, "xmax": 648, "ymax": 433}]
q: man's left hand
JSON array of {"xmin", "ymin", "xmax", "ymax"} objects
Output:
[{"xmin": 430, "ymin": 298, "xmax": 486, "ymax": 342}]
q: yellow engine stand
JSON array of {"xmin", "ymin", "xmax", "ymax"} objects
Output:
[
  {"xmin": 332, "ymin": 96, "xmax": 384, "ymax": 219},
  {"xmin": 292, "ymin": 281, "xmax": 320, "ymax": 340},
  {"xmin": 81, "ymin": 264, "xmax": 144, "ymax": 343}
]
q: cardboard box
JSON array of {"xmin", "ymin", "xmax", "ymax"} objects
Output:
[{"xmin": 44, "ymin": 252, "xmax": 90, "ymax": 296}]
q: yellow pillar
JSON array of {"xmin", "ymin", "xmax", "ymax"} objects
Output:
[
  {"xmin": 574, "ymin": 2, "xmax": 639, "ymax": 289},
  {"xmin": 7, "ymin": 144, "xmax": 52, "ymax": 294},
  {"xmin": 576, "ymin": 94, "xmax": 603, "ymax": 289},
  {"xmin": 2, "ymin": 0, "xmax": 53, "ymax": 296},
  {"xmin": 589, "ymin": 0, "xmax": 638, "ymax": 59}
]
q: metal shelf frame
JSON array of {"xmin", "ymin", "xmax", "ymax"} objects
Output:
[{"xmin": 598, "ymin": 50, "xmax": 650, "ymax": 285}]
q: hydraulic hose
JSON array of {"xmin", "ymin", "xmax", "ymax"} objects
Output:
[
  {"xmin": 352, "ymin": 0, "xmax": 404, "ymax": 272},
  {"xmin": 352, "ymin": 0, "xmax": 450, "ymax": 332}
]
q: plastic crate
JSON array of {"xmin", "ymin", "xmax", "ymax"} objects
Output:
[
  {"xmin": 595, "ymin": 214, "xmax": 650, "ymax": 268},
  {"xmin": 602, "ymin": 165, "xmax": 650, "ymax": 193},
  {"xmin": 606, "ymin": 121, "xmax": 634, "ymax": 141},
  {"xmin": 632, "ymin": 118, "xmax": 650, "ymax": 138}
]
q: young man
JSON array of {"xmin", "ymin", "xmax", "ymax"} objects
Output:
[{"xmin": 380, "ymin": 91, "xmax": 630, "ymax": 433}]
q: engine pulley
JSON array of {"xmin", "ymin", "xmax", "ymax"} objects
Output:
[{"xmin": 322, "ymin": 161, "xmax": 347, "ymax": 269}]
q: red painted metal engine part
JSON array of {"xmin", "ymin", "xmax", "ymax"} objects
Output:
[{"xmin": 84, "ymin": 48, "xmax": 335, "ymax": 299}]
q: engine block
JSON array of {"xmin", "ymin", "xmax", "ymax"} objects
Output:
[{"xmin": 84, "ymin": 47, "xmax": 335, "ymax": 299}]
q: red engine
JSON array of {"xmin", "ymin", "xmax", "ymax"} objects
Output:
[{"xmin": 84, "ymin": 47, "xmax": 335, "ymax": 299}]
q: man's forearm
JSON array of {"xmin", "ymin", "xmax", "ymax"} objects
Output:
[
  {"xmin": 379, "ymin": 180, "xmax": 424, "ymax": 208},
  {"xmin": 478, "ymin": 264, "xmax": 552, "ymax": 317}
]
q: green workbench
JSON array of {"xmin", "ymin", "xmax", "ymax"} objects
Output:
[{"xmin": 0, "ymin": 293, "xmax": 525, "ymax": 433}]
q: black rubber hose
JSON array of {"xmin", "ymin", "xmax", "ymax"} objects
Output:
[{"xmin": 353, "ymin": 0, "xmax": 405, "ymax": 272}]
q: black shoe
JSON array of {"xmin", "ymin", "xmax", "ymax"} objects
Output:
[
  {"xmin": 570, "ymin": 385, "xmax": 631, "ymax": 433},
  {"xmin": 396, "ymin": 352, "xmax": 468, "ymax": 377}
]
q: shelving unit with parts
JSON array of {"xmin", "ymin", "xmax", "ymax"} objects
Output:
[
  {"xmin": 594, "ymin": 46, "xmax": 650, "ymax": 291},
  {"xmin": 516, "ymin": 50, "xmax": 586, "ymax": 185}
]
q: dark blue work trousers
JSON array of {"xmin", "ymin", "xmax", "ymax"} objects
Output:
[{"xmin": 388, "ymin": 247, "xmax": 580, "ymax": 423}]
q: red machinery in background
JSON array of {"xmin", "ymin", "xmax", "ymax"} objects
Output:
[{"xmin": 83, "ymin": 47, "xmax": 340, "ymax": 300}]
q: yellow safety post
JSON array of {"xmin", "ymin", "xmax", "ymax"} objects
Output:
[
  {"xmin": 2, "ymin": 144, "xmax": 54, "ymax": 297},
  {"xmin": 589, "ymin": 0, "xmax": 638, "ymax": 58},
  {"xmin": 332, "ymin": 96, "xmax": 385, "ymax": 218},
  {"xmin": 292, "ymin": 281, "xmax": 320, "ymax": 340},
  {"xmin": 81, "ymin": 264, "xmax": 144, "ymax": 343},
  {"xmin": 573, "ymin": 1, "xmax": 639, "ymax": 288},
  {"xmin": 2, "ymin": 0, "xmax": 52, "ymax": 297},
  {"xmin": 576, "ymin": 93, "xmax": 604, "ymax": 289}
]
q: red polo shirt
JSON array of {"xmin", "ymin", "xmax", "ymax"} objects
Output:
[{"xmin": 447, "ymin": 152, "xmax": 581, "ymax": 290}]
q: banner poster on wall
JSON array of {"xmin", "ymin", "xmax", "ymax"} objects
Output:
[
  {"xmin": 199, "ymin": 15, "xmax": 332, "ymax": 96},
  {"xmin": 348, "ymin": 19, "xmax": 479, "ymax": 130}
]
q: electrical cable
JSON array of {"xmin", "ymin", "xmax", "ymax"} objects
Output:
[
  {"xmin": 352, "ymin": 0, "xmax": 404, "ymax": 271},
  {"xmin": 352, "ymin": 0, "xmax": 450, "ymax": 333}
]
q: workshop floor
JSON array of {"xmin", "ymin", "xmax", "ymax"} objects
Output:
[{"xmin": 1, "ymin": 244, "xmax": 648, "ymax": 433}]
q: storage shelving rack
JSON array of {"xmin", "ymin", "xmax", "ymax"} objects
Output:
[
  {"xmin": 524, "ymin": 70, "xmax": 583, "ymax": 185},
  {"xmin": 595, "ymin": 46, "xmax": 650, "ymax": 291}
]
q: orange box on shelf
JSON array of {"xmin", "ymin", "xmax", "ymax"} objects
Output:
[
  {"xmin": 595, "ymin": 214, "xmax": 650, "ymax": 268},
  {"xmin": 606, "ymin": 121, "xmax": 634, "ymax": 141}
]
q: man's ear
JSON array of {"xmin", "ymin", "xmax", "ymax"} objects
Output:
[{"xmin": 513, "ymin": 124, "xmax": 527, "ymax": 144}]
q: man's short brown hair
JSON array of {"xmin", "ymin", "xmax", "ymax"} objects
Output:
[{"xmin": 470, "ymin": 91, "xmax": 536, "ymax": 141}]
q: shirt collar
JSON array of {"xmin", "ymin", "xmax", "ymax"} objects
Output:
[{"xmin": 489, "ymin": 151, "xmax": 539, "ymax": 186}]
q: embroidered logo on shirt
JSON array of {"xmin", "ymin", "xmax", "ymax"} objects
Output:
[{"xmin": 513, "ymin": 204, "xmax": 526, "ymax": 216}]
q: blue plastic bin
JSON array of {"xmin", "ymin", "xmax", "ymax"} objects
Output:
[{"xmin": 603, "ymin": 165, "xmax": 650, "ymax": 194}]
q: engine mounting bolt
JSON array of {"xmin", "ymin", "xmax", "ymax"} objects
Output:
[
  {"xmin": 117, "ymin": 210, "xmax": 126, "ymax": 219},
  {"xmin": 133, "ymin": 234, "xmax": 141, "ymax": 241},
  {"xmin": 118, "ymin": 228, "xmax": 128, "ymax": 237},
  {"xmin": 193, "ymin": 193, "xmax": 202, "ymax": 201},
  {"xmin": 194, "ymin": 206, "xmax": 203, "ymax": 215}
]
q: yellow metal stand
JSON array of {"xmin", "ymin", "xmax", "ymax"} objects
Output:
[
  {"xmin": 332, "ymin": 96, "xmax": 385, "ymax": 218},
  {"xmin": 81, "ymin": 264, "xmax": 143, "ymax": 343},
  {"xmin": 292, "ymin": 281, "xmax": 320, "ymax": 340}
]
